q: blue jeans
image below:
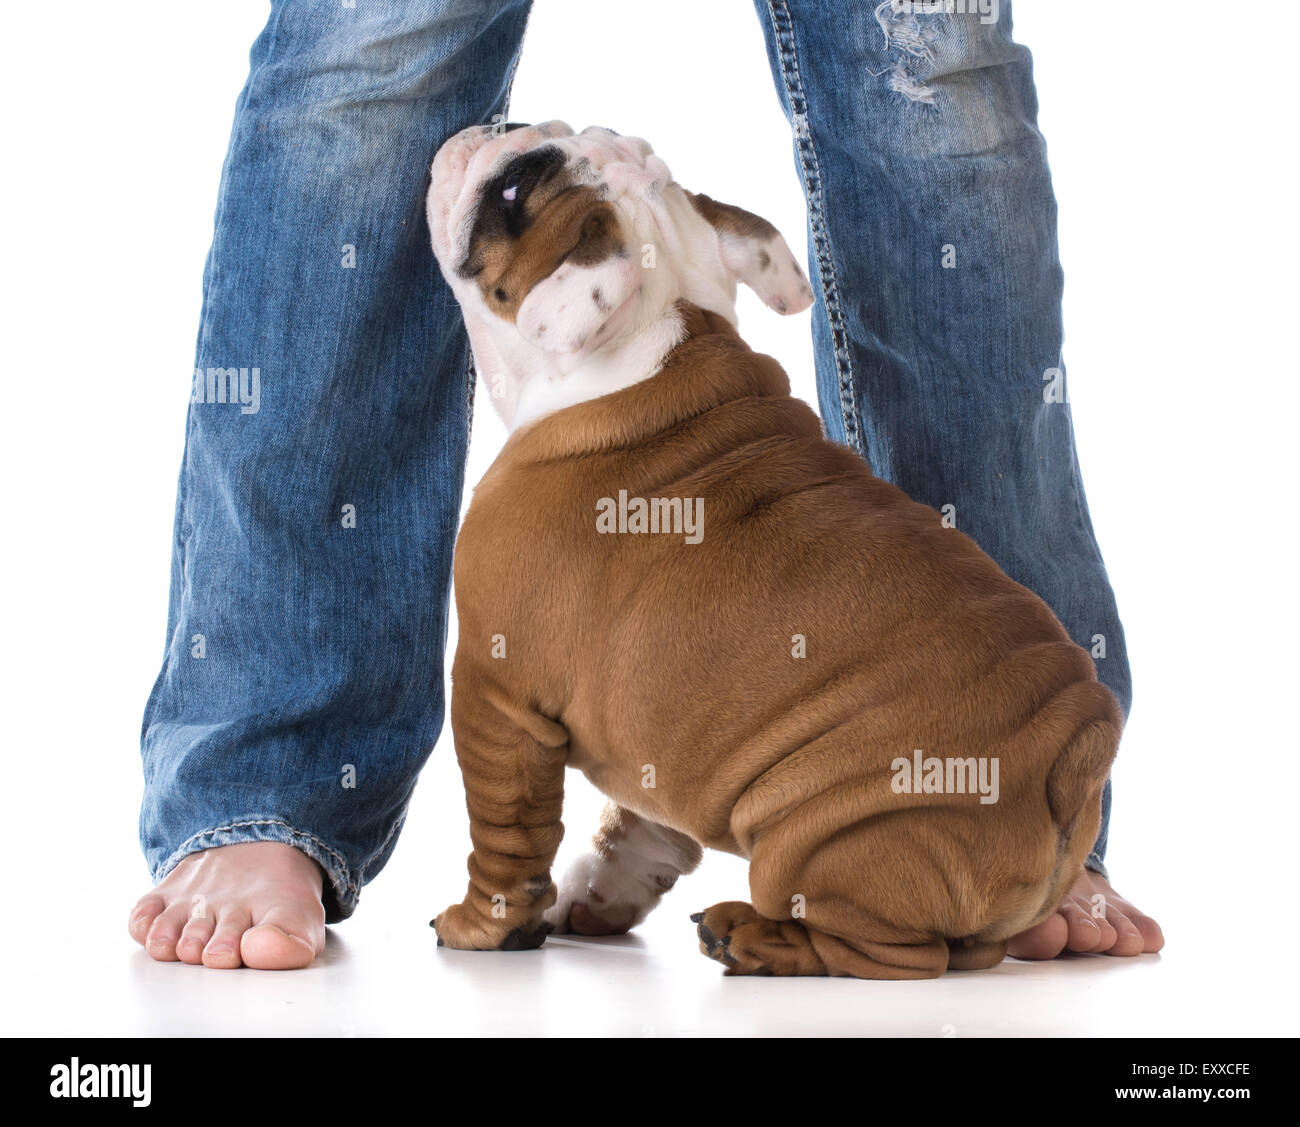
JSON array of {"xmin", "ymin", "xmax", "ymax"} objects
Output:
[{"xmin": 141, "ymin": 0, "xmax": 1124, "ymax": 921}]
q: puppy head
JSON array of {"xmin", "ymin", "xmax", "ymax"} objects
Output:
[{"xmin": 427, "ymin": 122, "xmax": 813, "ymax": 424}]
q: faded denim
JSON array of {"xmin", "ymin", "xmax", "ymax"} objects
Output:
[{"xmin": 141, "ymin": 0, "xmax": 1121, "ymax": 920}]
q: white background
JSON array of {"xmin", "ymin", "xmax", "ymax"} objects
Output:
[{"xmin": 1, "ymin": 0, "xmax": 1295, "ymax": 1036}]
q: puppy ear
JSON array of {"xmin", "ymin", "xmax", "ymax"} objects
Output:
[{"xmin": 687, "ymin": 192, "xmax": 814, "ymax": 315}]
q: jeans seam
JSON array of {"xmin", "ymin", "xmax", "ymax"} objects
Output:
[
  {"xmin": 762, "ymin": 0, "xmax": 864, "ymax": 459},
  {"xmin": 457, "ymin": 11, "xmax": 528, "ymax": 448},
  {"xmin": 464, "ymin": 346, "xmax": 476, "ymax": 445},
  {"xmin": 354, "ymin": 807, "xmax": 409, "ymax": 886},
  {"xmin": 194, "ymin": 3, "xmax": 285, "ymax": 370},
  {"xmin": 156, "ymin": 817, "xmax": 360, "ymax": 903}
]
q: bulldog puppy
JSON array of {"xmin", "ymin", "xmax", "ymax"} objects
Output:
[{"xmin": 425, "ymin": 122, "xmax": 1120, "ymax": 977}]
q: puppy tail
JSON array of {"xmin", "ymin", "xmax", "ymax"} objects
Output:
[{"xmin": 1046, "ymin": 685, "xmax": 1122, "ymax": 831}]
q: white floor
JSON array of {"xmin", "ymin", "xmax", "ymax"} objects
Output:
[
  {"xmin": 2, "ymin": 727, "xmax": 1285, "ymax": 1038},
  {"xmin": 1, "ymin": 867, "xmax": 1277, "ymax": 1039}
]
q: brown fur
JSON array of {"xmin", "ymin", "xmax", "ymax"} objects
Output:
[
  {"xmin": 456, "ymin": 146, "xmax": 623, "ymax": 320},
  {"xmin": 687, "ymin": 191, "xmax": 780, "ymax": 242},
  {"xmin": 432, "ymin": 303, "xmax": 1120, "ymax": 977}
]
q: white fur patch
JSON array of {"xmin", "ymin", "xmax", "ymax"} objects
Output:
[
  {"xmin": 516, "ymin": 254, "xmax": 642, "ymax": 355},
  {"xmin": 425, "ymin": 121, "xmax": 815, "ymax": 430},
  {"xmin": 719, "ymin": 232, "xmax": 815, "ymax": 316},
  {"xmin": 545, "ymin": 807, "xmax": 703, "ymax": 934}
]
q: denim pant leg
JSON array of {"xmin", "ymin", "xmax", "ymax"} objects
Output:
[
  {"xmin": 753, "ymin": 0, "xmax": 1126, "ymax": 876},
  {"xmin": 141, "ymin": 0, "xmax": 533, "ymax": 921}
]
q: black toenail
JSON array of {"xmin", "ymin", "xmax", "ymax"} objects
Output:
[{"xmin": 500, "ymin": 924, "xmax": 549, "ymax": 951}]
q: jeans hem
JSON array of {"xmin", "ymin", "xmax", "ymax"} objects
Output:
[
  {"xmin": 153, "ymin": 817, "xmax": 360, "ymax": 922},
  {"xmin": 1084, "ymin": 851, "xmax": 1108, "ymax": 881}
]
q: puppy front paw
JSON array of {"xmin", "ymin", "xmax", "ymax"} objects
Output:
[{"xmin": 432, "ymin": 900, "xmax": 552, "ymax": 951}]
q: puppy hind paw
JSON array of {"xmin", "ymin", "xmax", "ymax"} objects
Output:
[
  {"xmin": 694, "ymin": 918, "xmax": 740, "ymax": 969},
  {"xmin": 544, "ymin": 883, "xmax": 639, "ymax": 936},
  {"xmin": 692, "ymin": 901, "xmax": 817, "ymax": 977},
  {"xmin": 544, "ymin": 853, "xmax": 659, "ymax": 936}
]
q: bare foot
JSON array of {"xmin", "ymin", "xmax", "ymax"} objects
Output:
[
  {"xmin": 1008, "ymin": 868, "xmax": 1164, "ymax": 960},
  {"xmin": 128, "ymin": 842, "xmax": 327, "ymax": 970}
]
